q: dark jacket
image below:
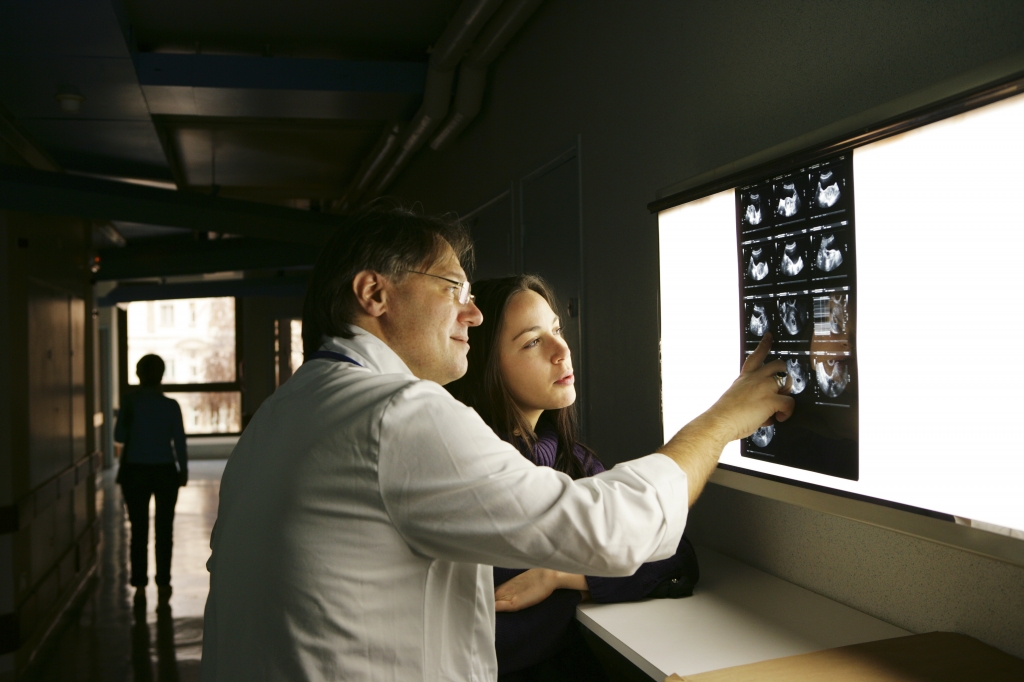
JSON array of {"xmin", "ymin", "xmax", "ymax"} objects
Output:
[{"xmin": 494, "ymin": 421, "xmax": 699, "ymax": 674}]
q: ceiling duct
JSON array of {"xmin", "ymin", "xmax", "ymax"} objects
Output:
[
  {"xmin": 353, "ymin": 0, "xmax": 504, "ymax": 199},
  {"xmin": 336, "ymin": 122, "xmax": 402, "ymax": 211},
  {"xmin": 430, "ymin": 0, "xmax": 544, "ymax": 152}
]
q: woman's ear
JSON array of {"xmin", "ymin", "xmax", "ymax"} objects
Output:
[{"xmin": 352, "ymin": 270, "xmax": 388, "ymax": 318}]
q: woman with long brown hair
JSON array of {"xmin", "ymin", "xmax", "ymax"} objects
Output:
[{"xmin": 447, "ymin": 275, "xmax": 699, "ymax": 681}]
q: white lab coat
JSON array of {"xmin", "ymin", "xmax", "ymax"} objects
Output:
[{"xmin": 201, "ymin": 326, "xmax": 688, "ymax": 681}]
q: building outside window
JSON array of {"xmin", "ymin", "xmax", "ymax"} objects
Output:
[
  {"xmin": 160, "ymin": 303, "xmax": 174, "ymax": 327},
  {"xmin": 126, "ymin": 297, "xmax": 241, "ymax": 434}
]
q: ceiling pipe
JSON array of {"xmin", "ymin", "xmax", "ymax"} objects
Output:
[
  {"xmin": 430, "ymin": 0, "xmax": 544, "ymax": 152},
  {"xmin": 336, "ymin": 122, "xmax": 402, "ymax": 212},
  {"xmin": 364, "ymin": 0, "xmax": 505, "ymax": 198}
]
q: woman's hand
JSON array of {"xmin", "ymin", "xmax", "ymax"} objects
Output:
[{"xmin": 494, "ymin": 569, "xmax": 589, "ymax": 612}]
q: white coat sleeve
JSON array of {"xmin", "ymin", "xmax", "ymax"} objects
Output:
[{"xmin": 377, "ymin": 381, "xmax": 689, "ymax": 576}]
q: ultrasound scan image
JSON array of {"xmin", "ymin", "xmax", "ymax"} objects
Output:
[
  {"xmin": 751, "ymin": 424, "xmax": 775, "ymax": 448},
  {"xmin": 807, "ymin": 159, "xmax": 849, "ymax": 214},
  {"xmin": 813, "ymin": 294, "xmax": 849, "ymax": 336},
  {"xmin": 815, "ymin": 233, "xmax": 844, "ymax": 272},
  {"xmin": 735, "ymin": 153, "xmax": 858, "ymax": 481},
  {"xmin": 830, "ymin": 294, "xmax": 849, "ymax": 334},
  {"xmin": 816, "ymin": 172, "xmax": 840, "ymax": 208},
  {"xmin": 772, "ymin": 174, "xmax": 808, "ymax": 222},
  {"xmin": 748, "ymin": 247, "xmax": 770, "ymax": 281},
  {"xmin": 776, "ymin": 183, "xmax": 802, "ymax": 218},
  {"xmin": 776, "ymin": 296, "xmax": 810, "ymax": 336},
  {"xmin": 740, "ymin": 186, "xmax": 770, "ymax": 227},
  {"xmin": 749, "ymin": 303, "xmax": 770, "ymax": 337},
  {"xmin": 781, "ymin": 240, "xmax": 805, "ymax": 276},
  {"xmin": 814, "ymin": 356, "xmax": 851, "ymax": 398},
  {"xmin": 786, "ymin": 357, "xmax": 808, "ymax": 395}
]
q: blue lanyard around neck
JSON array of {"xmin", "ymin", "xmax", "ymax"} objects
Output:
[{"xmin": 305, "ymin": 350, "xmax": 363, "ymax": 368}]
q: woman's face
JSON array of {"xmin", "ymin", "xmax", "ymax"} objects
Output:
[{"xmin": 497, "ymin": 290, "xmax": 576, "ymax": 420}]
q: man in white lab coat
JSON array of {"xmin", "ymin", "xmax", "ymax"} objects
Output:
[{"xmin": 201, "ymin": 206, "xmax": 794, "ymax": 681}]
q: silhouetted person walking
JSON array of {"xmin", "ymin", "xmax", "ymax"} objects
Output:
[{"xmin": 115, "ymin": 354, "xmax": 188, "ymax": 603}]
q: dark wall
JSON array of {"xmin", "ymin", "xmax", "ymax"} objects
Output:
[
  {"xmin": 0, "ymin": 211, "xmax": 98, "ymax": 673},
  {"xmin": 390, "ymin": 0, "xmax": 1024, "ymax": 465},
  {"xmin": 240, "ymin": 295, "xmax": 304, "ymax": 424}
]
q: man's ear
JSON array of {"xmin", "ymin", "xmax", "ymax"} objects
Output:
[{"xmin": 352, "ymin": 270, "xmax": 388, "ymax": 318}]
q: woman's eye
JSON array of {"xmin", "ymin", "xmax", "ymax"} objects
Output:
[
  {"xmin": 553, "ymin": 327, "xmax": 563, "ymax": 336},
  {"xmin": 524, "ymin": 338, "xmax": 540, "ymax": 349}
]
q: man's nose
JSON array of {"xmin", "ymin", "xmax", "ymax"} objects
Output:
[{"xmin": 461, "ymin": 300, "xmax": 483, "ymax": 327}]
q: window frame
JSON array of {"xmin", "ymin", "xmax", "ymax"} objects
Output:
[{"xmin": 119, "ymin": 297, "xmax": 244, "ymax": 437}]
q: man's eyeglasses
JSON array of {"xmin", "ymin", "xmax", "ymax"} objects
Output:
[{"xmin": 404, "ymin": 271, "xmax": 475, "ymax": 305}]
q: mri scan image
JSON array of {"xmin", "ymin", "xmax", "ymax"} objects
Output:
[
  {"xmin": 815, "ymin": 233, "xmax": 844, "ymax": 272},
  {"xmin": 748, "ymin": 247, "xmax": 770, "ymax": 280},
  {"xmin": 749, "ymin": 303, "xmax": 769, "ymax": 336},
  {"xmin": 776, "ymin": 296, "xmax": 810, "ymax": 336},
  {"xmin": 814, "ymin": 356, "xmax": 851, "ymax": 398},
  {"xmin": 751, "ymin": 424, "xmax": 775, "ymax": 448},
  {"xmin": 786, "ymin": 357, "xmax": 807, "ymax": 395}
]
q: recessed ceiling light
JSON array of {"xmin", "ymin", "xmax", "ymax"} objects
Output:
[{"xmin": 55, "ymin": 86, "xmax": 85, "ymax": 112}]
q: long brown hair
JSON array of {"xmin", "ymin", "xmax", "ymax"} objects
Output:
[{"xmin": 446, "ymin": 275, "xmax": 596, "ymax": 480}]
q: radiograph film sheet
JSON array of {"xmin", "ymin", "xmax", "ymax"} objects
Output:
[{"xmin": 735, "ymin": 153, "xmax": 859, "ymax": 480}]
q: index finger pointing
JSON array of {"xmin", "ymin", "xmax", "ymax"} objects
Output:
[{"xmin": 741, "ymin": 332, "xmax": 774, "ymax": 373}]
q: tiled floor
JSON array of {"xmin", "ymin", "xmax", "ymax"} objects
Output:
[{"xmin": 26, "ymin": 460, "xmax": 226, "ymax": 682}]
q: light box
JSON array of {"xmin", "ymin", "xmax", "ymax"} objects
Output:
[{"xmin": 657, "ymin": 72, "xmax": 1024, "ymax": 544}]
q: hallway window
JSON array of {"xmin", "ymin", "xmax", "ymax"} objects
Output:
[
  {"xmin": 126, "ymin": 297, "xmax": 241, "ymax": 434},
  {"xmin": 127, "ymin": 297, "xmax": 236, "ymax": 385},
  {"xmin": 167, "ymin": 392, "xmax": 242, "ymax": 434}
]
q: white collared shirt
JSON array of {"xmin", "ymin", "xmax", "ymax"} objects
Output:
[{"xmin": 201, "ymin": 327, "xmax": 688, "ymax": 681}]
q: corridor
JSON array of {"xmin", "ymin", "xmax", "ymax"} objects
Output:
[{"xmin": 25, "ymin": 460, "xmax": 226, "ymax": 682}]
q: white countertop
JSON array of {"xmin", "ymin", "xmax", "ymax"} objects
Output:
[{"xmin": 577, "ymin": 545, "xmax": 909, "ymax": 680}]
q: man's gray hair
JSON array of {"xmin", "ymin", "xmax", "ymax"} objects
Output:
[{"xmin": 301, "ymin": 203, "xmax": 474, "ymax": 356}]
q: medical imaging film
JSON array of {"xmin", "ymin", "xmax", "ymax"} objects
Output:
[
  {"xmin": 734, "ymin": 153, "xmax": 859, "ymax": 480},
  {"xmin": 807, "ymin": 156, "xmax": 850, "ymax": 217},
  {"xmin": 751, "ymin": 425, "xmax": 775, "ymax": 448},
  {"xmin": 813, "ymin": 353, "xmax": 853, "ymax": 400},
  {"xmin": 813, "ymin": 291, "xmax": 850, "ymax": 339},
  {"xmin": 775, "ymin": 231, "xmax": 811, "ymax": 281},
  {"xmin": 780, "ymin": 353, "xmax": 810, "ymax": 397},
  {"xmin": 771, "ymin": 171, "xmax": 809, "ymax": 224},
  {"xmin": 742, "ymin": 237, "xmax": 774, "ymax": 287},
  {"xmin": 776, "ymin": 294, "xmax": 812, "ymax": 339},
  {"xmin": 810, "ymin": 224, "xmax": 852, "ymax": 279},
  {"xmin": 744, "ymin": 298, "xmax": 773, "ymax": 339},
  {"xmin": 738, "ymin": 184, "xmax": 773, "ymax": 232}
]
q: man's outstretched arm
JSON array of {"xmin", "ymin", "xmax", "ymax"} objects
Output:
[{"xmin": 657, "ymin": 333, "xmax": 795, "ymax": 506}]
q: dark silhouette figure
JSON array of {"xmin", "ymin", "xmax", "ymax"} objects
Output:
[{"xmin": 115, "ymin": 354, "xmax": 188, "ymax": 601}]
